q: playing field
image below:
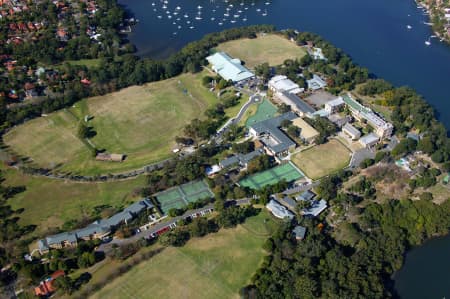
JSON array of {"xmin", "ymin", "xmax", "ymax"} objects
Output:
[
  {"xmin": 89, "ymin": 210, "xmax": 277, "ymax": 299},
  {"xmin": 3, "ymin": 72, "xmax": 218, "ymax": 175},
  {"xmin": 216, "ymin": 34, "xmax": 307, "ymax": 68},
  {"xmin": 155, "ymin": 180, "xmax": 214, "ymax": 214},
  {"xmin": 239, "ymin": 162, "xmax": 304, "ymax": 190},
  {"xmin": 291, "ymin": 139, "xmax": 351, "ymax": 180},
  {"xmin": 3, "ymin": 168, "xmax": 145, "ymax": 236},
  {"xmin": 245, "ymin": 99, "xmax": 278, "ymax": 127}
]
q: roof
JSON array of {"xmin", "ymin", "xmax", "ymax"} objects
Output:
[
  {"xmin": 297, "ymin": 190, "xmax": 316, "ymax": 201},
  {"xmin": 38, "ymin": 239, "xmax": 49, "ymax": 251},
  {"xmin": 250, "ymin": 112, "xmax": 297, "ymax": 154},
  {"xmin": 307, "ymin": 74, "xmax": 327, "ymax": 90},
  {"xmin": 269, "ymin": 75, "xmax": 303, "ymax": 94},
  {"xmin": 46, "ymin": 232, "xmax": 77, "ymax": 245},
  {"xmin": 292, "ymin": 117, "xmax": 319, "ymax": 140},
  {"xmin": 359, "ymin": 133, "xmax": 379, "ymax": 146},
  {"xmin": 74, "ymin": 223, "xmax": 110, "ymax": 239},
  {"xmin": 278, "ymin": 196, "xmax": 297, "ymax": 211},
  {"xmin": 277, "ymin": 91, "xmax": 316, "ymax": 115},
  {"xmin": 219, "ymin": 155, "xmax": 240, "ymax": 168},
  {"xmin": 206, "ymin": 52, "xmax": 254, "ymax": 82},
  {"xmin": 302, "ymin": 199, "xmax": 327, "ymax": 217},
  {"xmin": 342, "ymin": 123, "xmax": 361, "ymax": 137},
  {"xmin": 266, "ymin": 200, "xmax": 294, "ymax": 219},
  {"xmin": 326, "ymin": 96, "xmax": 344, "ymax": 107},
  {"xmin": 220, "ymin": 149, "xmax": 264, "ymax": 169},
  {"xmin": 293, "ymin": 226, "xmax": 307, "ymax": 239}
]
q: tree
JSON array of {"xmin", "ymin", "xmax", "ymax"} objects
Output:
[
  {"xmin": 54, "ymin": 276, "xmax": 74, "ymax": 295},
  {"xmin": 77, "ymin": 122, "xmax": 89, "ymax": 139}
]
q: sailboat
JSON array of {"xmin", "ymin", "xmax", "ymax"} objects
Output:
[
  {"xmin": 262, "ymin": 9, "xmax": 267, "ymax": 16},
  {"xmin": 425, "ymin": 38, "xmax": 431, "ymax": 46},
  {"xmin": 406, "ymin": 25, "xmax": 412, "ymax": 30}
]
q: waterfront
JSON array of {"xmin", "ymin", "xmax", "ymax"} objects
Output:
[
  {"xmin": 119, "ymin": 0, "xmax": 450, "ymax": 129},
  {"xmin": 394, "ymin": 234, "xmax": 450, "ymax": 299}
]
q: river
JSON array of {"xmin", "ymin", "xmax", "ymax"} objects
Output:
[
  {"xmin": 394, "ymin": 234, "xmax": 450, "ymax": 299},
  {"xmin": 117, "ymin": 1, "xmax": 450, "ymax": 296},
  {"xmin": 119, "ymin": 0, "xmax": 450, "ymax": 129}
]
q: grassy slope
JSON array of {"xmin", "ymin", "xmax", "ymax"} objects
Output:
[
  {"xmin": 291, "ymin": 139, "xmax": 351, "ymax": 180},
  {"xmin": 216, "ymin": 34, "xmax": 306, "ymax": 68},
  {"xmin": 4, "ymin": 168, "xmax": 145, "ymax": 236},
  {"xmin": 4, "ymin": 72, "xmax": 219, "ymax": 175},
  {"xmin": 90, "ymin": 210, "xmax": 277, "ymax": 299}
]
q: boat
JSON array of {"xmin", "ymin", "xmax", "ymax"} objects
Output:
[
  {"xmin": 157, "ymin": 15, "xmax": 162, "ymax": 19},
  {"xmin": 153, "ymin": 8, "xmax": 157, "ymax": 11},
  {"xmin": 189, "ymin": 26, "xmax": 194, "ymax": 29},
  {"xmin": 186, "ymin": 20, "xmax": 191, "ymax": 24},
  {"xmin": 256, "ymin": 8, "xmax": 261, "ymax": 12},
  {"xmin": 162, "ymin": 5, "xmax": 167, "ymax": 9},
  {"xmin": 407, "ymin": 25, "xmax": 412, "ymax": 29},
  {"xmin": 176, "ymin": 6, "xmax": 181, "ymax": 10},
  {"xmin": 152, "ymin": 2, "xmax": 155, "ymax": 6},
  {"xmin": 230, "ymin": 20, "xmax": 236, "ymax": 23},
  {"xmin": 173, "ymin": 32, "xmax": 177, "ymax": 35},
  {"xmin": 178, "ymin": 25, "xmax": 181, "ymax": 29},
  {"xmin": 425, "ymin": 40, "xmax": 431, "ymax": 46},
  {"xmin": 224, "ymin": 12, "xmax": 229, "ymax": 17},
  {"xmin": 262, "ymin": 9, "xmax": 267, "ymax": 16},
  {"xmin": 265, "ymin": 2, "xmax": 270, "ymax": 5},
  {"xmin": 197, "ymin": 5, "xmax": 203, "ymax": 9},
  {"xmin": 423, "ymin": 21, "xmax": 432, "ymax": 26},
  {"xmin": 184, "ymin": 14, "xmax": 188, "ymax": 18},
  {"xmin": 218, "ymin": 22, "xmax": 223, "ymax": 25},
  {"xmin": 234, "ymin": 14, "xmax": 240, "ymax": 18},
  {"xmin": 168, "ymin": 15, "xmax": 172, "ymax": 19},
  {"xmin": 243, "ymin": 16, "xmax": 247, "ymax": 21},
  {"xmin": 211, "ymin": 17, "xmax": 215, "ymax": 21}
]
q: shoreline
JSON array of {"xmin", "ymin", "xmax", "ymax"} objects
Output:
[{"xmin": 415, "ymin": 0, "xmax": 450, "ymax": 44}]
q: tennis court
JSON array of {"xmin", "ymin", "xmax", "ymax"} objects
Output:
[
  {"xmin": 239, "ymin": 162, "xmax": 304, "ymax": 190},
  {"xmin": 155, "ymin": 180, "xmax": 214, "ymax": 214},
  {"xmin": 245, "ymin": 99, "xmax": 278, "ymax": 127}
]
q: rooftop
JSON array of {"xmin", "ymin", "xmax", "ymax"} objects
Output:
[
  {"xmin": 297, "ymin": 190, "xmax": 316, "ymax": 201},
  {"xmin": 278, "ymin": 91, "xmax": 316, "ymax": 115},
  {"xmin": 343, "ymin": 123, "xmax": 361, "ymax": 137},
  {"xmin": 307, "ymin": 74, "xmax": 327, "ymax": 90},
  {"xmin": 250, "ymin": 112, "xmax": 297, "ymax": 154},
  {"xmin": 292, "ymin": 225, "xmax": 307, "ymax": 239},
  {"xmin": 266, "ymin": 199, "xmax": 294, "ymax": 219},
  {"xmin": 206, "ymin": 52, "xmax": 254, "ymax": 82},
  {"xmin": 302, "ymin": 199, "xmax": 327, "ymax": 217},
  {"xmin": 359, "ymin": 133, "xmax": 379, "ymax": 145},
  {"xmin": 269, "ymin": 75, "xmax": 303, "ymax": 94}
]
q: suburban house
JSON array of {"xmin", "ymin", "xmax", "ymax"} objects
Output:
[
  {"xmin": 38, "ymin": 199, "xmax": 154, "ymax": 253},
  {"xmin": 292, "ymin": 226, "xmax": 307, "ymax": 240},
  {"xmin": 342, "ymin": 123, "xmax": 361, "ymax": 140},
  {"xmin": 266, "ymin": 199, "xmax": 294, "ymax": 219},
  {"xmin": 301, "ymin": 199, "xmax": 328, "ymax": 217},
  {"xmin": 249, "ymin": 112, "xmax": 297, "ymax": 157},
  {"xmin": 206, "ymin": 52, "xmax": 254, "ymax": 83},
  {"xmin": 307, "ymin": 74, "xmax": 327, "ymax": 90},
  {"xmin": 297, "ymin": 190, "xmax": 316, "ymax": 202},
  {"xmin": 292, "ymin": 117, "xmax": 319, "ymax": 143},
  {"xmin": 219, "ymin": 148, "xmax": 264, "ymax": 170},
  {"xmin": 359, "ymin": 133, "xmax": 380, "ymax": 148},
  {"xmin": 268, "ymin": 75, "xmax": 304, "ymax": 94},
  {"xmin": 34, "ymin": 270, "xmax": 65, "ymax": 297},
  {"xmin": 342, "ymin": 93, "xmax": 393, "ymax": 139},
  {"xmin": 275, "ymin": 91, "xmax": 315, "ymax": 117}
]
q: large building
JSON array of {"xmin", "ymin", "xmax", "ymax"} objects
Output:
[
  {"xmin": 359, "ymin": 133, "xmax": 380, "ymax": 148},
  {"xmin": 292, "ymin": 117, "xmax": 319, "ymax": 143},
  {"xmin": 266, "ymin": 199, "xmax": 294, "ymax": 219},
  {"xmin": 268, "ymin": 75, "xmax": 304, "ymax": 94},
  {"xmin": 249, "ymin": 112, "xmax": 297, "ymax": 157},
  {"xmin": 342, "ymin": 93, "xmax": 393, "ymax": 138},
  {"xmin": 38, "ymin": 199, "xmax": 154, "ymax": 253},
  {"xmin": 275, "ymin": 91, "xmax": 315, "ymax": 117},
  {"xmin": 342, "ymin": 123, "xmax": 361, "ymax": 140},
  {"xmin": 219, "ymin": 149, "xmax": 264, "ymax": 169},
  {"xmin": 307, "ymin": 74, "xmax": 327, "ymax": 90},
  {"xmin": 206, "ymin": 52, "xmax": 254, "ymax": 83},
  {"xmin": 324, "ymin": 96, "xmax": 345, "ymax": 114}
]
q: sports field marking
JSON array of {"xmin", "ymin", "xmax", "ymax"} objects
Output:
[{"xmin": 239, "ymin": 162, "xmax": 304, "ymax": 190}]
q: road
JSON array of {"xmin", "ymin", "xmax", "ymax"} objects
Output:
[{"xmin": 98, "ymin": 198, "xmax": 251, "ymax": 253}]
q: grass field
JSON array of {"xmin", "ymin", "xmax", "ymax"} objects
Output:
[
  {"xmin": 90, "ymin": 210, "xmax": 277, "ymax": 299},
  {"xmin": 216, "ymin": 34, "xmax": 307, "ymax": 68},
  {"xmin": 291, "ymin": 139, "xmax": 351, "ymax": 180},
  {"xmin": 155, "ymin": 180, "xmax": 213, "ymax": 214},
  {"xmin": 239, "ymin": 162, "xmax": 304, "ymax": 190},
  {"xmin": 245, "ymin": 99, "xmax": 278, "ymax": 127},
  {"xmin": 3, "ymin": 168, "xmax": 145, "ymax": 236},
  {"xmin": 3, "ymin": 72, "xmax": 219, "ymax": 175}
]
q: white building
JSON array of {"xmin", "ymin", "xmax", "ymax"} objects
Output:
[
  {"xmin": 206, "ymin": 52, "xmax": 254, "ymax": 83},
  {"xmin": 307, "ymin": 74, "xmax": 327, "ymax": 90},
  {"xmin": 266, "ymin": 199, "xmax": 294, "ymax": 219},
  {"xmin": 268, "ymin": 75, "xmax": 304, "ymax": 94},
  {"xmin": 324, "ymin": 96, "xmax": 345, "ymax": 114},
  {"xmin": 359, "ymin": 133, "xmax": 380, "ymax": 148},
  {"xmin": 342, "ymin": 123, "xmax": 361, "ymax": 140}
]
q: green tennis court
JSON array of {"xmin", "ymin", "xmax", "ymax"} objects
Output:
[
  {"xmin": 154, "ymin": 180, "xmax": 214, "ymax": 214},
  {"xmin": 245, "ymin": 99, "xmax": 277, "ymax": 127},
  {"xmin": 239, "ymin": 162, "xmax": 304, "ymax": 190}
]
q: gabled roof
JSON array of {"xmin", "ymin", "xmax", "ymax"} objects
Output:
[
  {"xmin": 297, "ymin": 190, "xmax": 316, "ymax": 201},
  {"xmin": 46, "ymin": 232, "xmax": 77, "ymax": 245},
  {"xmin": 278, "ymin": 91, "xmax": 315, "ymax": 115},
  {"xmin": 293, "ymin": 226, "xmax": 307, "ymax": 239},
  {"xmin": 206, "ymin": 52, "xmax": 254, "ymax": 82},
  {"xmin": 302, "ymin": 199, "xmax": 327, "ymax": 217}
]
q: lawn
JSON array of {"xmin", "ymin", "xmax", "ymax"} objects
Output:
[
  {"xmin": 216, "ymin": 34, "xmax": 307, "ymax": 68},
  {"xmin": 3, "ymin": 168, "xmax": 145, "ymax": 236},
  {"xmin": 90, "ymin": 210, "xmax": 276, "ymax": 299},
  {"xmin": 3, "ymin": 72, "xmax": 219, "ymax": 175},
  {"xmin": 291, "ymin": 139, "xmax": 351, "ymax": 180}
]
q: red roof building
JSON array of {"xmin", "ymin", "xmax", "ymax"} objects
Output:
[{"xmin": 34, "ymin": 270, "xmax": 65, "ymax": 297}]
